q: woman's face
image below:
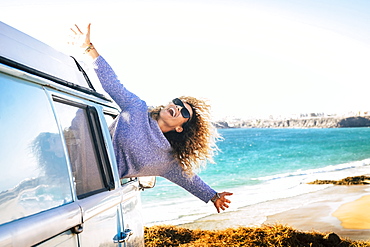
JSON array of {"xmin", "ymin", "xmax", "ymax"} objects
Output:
[{"xmin": 159, "ymin": 99, "xmax": 193, "ymax": 132}]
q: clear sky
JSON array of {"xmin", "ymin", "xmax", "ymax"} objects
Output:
[{"xmin": 2, "ymin": 0, "xmax": 370, "ymax": 119}]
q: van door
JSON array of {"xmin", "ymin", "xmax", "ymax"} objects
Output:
[
  {"xmin": 0, "ymin": 73, "xmax": 81, "ymax": 246},
  {"xmin": 52, "ymin": 96, "xmax": 144, "ymax": 246},
  {"xmin": 104, "ymin": 113, "xmax": 145, "ymax": 247}
]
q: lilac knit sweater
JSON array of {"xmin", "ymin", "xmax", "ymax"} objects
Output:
[{"xmin": 93, "ymin": 56, "xmax": 216, "ymax": 203}]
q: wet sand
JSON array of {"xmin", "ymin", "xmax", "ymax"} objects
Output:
[
  {"xmin": 180, "ymin": 185, "xmax": 370, "ymax": 241},
  {"xmin": 332, "ymin": 194, "xmax": 370, "ymax": 230}
]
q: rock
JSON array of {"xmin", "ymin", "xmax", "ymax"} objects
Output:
[
  {"xmin": 214, "ymin": 121, "xmax": 229, "ymax": 129},
  {"xmin": 323, "ymin": 232, "xmax": 341, "ymax": 246},
  {"xmin": 307, "ymin": 176, "xmax": 370, "ymax": 185}
]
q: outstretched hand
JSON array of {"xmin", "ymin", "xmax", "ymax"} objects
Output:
[
  {"xmin": 213, "ymin": 192, "xmax": 233, "ymax": 213},
  {"xmin": 69, "ymin": 23, "xmax": 91, "ymax": 49}
]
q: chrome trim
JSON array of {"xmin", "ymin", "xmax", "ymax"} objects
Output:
[
  {"xmin": 0, "ymin": 64, "xmax": 113, "ymax": 107},
  {"xmin": 0, "ymin": 202, "xmax": 81, "ymax": 247}
]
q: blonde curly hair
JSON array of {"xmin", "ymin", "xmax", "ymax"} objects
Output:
[{"xmin": 150, "ymin": 96, "xmax": 221, "ymax": 176}]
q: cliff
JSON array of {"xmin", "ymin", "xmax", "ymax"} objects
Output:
[{"xmin": 215, "ymin": 116, "xmax": 370, "ymax": 129}]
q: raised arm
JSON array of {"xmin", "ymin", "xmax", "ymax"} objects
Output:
[{"xmin": 69, "ymin": 24, "xmax": 144, "ymax": 110}]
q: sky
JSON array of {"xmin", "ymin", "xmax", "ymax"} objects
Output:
[{"xmin": 2, "ymin": 0, "xmax": 370, "ymax": 119}]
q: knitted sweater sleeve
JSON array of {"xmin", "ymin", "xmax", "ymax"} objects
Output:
[
  {"xmin": 162, "ymin": 163, "xmax": 216, "ymax": 203},
  {"xmin": 92, "ymin": 56, "xmax": 143, "ymax": 109}
]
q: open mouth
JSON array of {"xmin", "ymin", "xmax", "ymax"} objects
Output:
[{"xmin": 168, "ymin": 107, "xmax": 176, "ymax": 117}]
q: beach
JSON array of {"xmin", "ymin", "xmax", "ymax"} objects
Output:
[
  {"xmin": 142, "ymin": 128, "xmax": 370, "ymax": 243},
  {"xmin": 180, "ymin": 184, "xmax": 370, "ymax": 241}
]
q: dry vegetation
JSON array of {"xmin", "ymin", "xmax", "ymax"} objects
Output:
[
  {"xmin": 145, "ymin": 224, "xmax": 370, "ymax": 247},
  {"xmin": 308, "ymin": 175, "xmax": 370, "ymax": 185}
]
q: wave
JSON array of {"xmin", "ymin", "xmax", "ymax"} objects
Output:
[
  {"xmin": 252, "ymin": 158, "xmax": 370, "ymax": 181},
  {"xmin": 143, "ymin": 159, "xmax": 370, "ymax": 227}
]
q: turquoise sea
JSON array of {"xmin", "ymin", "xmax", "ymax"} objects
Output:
[{"xmin": 141, "ymin": 127, "xmax": 370, "ymax": 226}]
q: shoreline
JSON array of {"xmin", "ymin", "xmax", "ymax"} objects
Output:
[{"xmin": 179, "ymin": 184, "xmax": 370, "ymax": 241}]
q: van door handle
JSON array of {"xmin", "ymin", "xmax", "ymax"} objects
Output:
[
  {"xmin": 113, "ymin": 229, "xmax": 133, "ymax": 243},
  {"xmin": 71, "ymin": 224, "xmax": 84, "ymax": 234}
]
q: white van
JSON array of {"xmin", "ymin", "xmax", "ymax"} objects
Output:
[{"xmin": 0, "ymin": 21, "xmax": 153, "ymax": 247}]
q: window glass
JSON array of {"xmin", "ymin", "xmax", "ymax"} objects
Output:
[
  {"xmin": 54, "ymin": 101, "xmax": 106, "ymax": 198},
  {"xmin": 0, "ymin": 74, "xmax": 72, "ymax": 225},
  {"xmin": 104, "ymin": 112, "xmax": 117, "ymax": 128},
  {"xmin": 104, "ymin": 112, "xmax": 118, "ymax": 139}
]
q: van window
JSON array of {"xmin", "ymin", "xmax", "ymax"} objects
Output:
[
  {"xmin": 54, "ymin": 98, "xmax": 114, "ymax": 199},
  {"xmin": 0, "ymin": 74, "xmax": 72, "ymax": 225}
]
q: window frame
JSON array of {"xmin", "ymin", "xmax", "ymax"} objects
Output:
[{"xmin": 53, "ymin": 96, "xmax": 115, "ymax": 199}]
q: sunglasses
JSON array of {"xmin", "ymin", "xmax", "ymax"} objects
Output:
[{"xmin": 172, "ymin": 98, "xmax": 191, "ymax": 119}]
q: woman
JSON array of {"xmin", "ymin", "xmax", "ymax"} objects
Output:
[{"xmin": 70, "ymin": 24, "xmax": 232, "ymax": 213}]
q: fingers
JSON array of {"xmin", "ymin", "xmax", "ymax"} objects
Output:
[
  {"xmin": 219, "ymin": 203, "xmax": 228, "ymax": 211},
  {"xmin": 70, "ymin": 28, "xmax": 77, "ymax": 35},
  {"xmin": 221, "ymin": 199, "xmax": 230, "ymax": 208},
  {"xmin": 74, "ymin": 24, "xmax": 83, "ymax": 34},
  {"xmin": 215, "ymin": 199, "xmax": 231, "ymax": 213},
  {"xmin": 220, "ymin": 192, "xmax": 232, "ymax": 202},
  {"xmin": 70, "ymin": 24, "xmax": 82, "ymax": 35},
  {"xmin": 216, "ymin": 203, "xmax": 228, "ymax": 213},
  {"xmin": 221, "ymin": 192, "xmax": 233, "ymax": 197},
  {"xmin": 214, "ymin": 191, "xmax": 233, "ymax": 213},
  {"xmin": 68, "ymin": 24, "xmax": 91, "ymax": 48}
]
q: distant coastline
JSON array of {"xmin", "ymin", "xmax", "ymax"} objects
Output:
[{"xmin": 215, "ymin": 116, "xmax": 370, "ymax": 129}]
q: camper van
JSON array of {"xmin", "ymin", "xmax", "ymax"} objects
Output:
[{"xmin": 0, "ymin": 21, "xmax": 153, "ymax": 246}]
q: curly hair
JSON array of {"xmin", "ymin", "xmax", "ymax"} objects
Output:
[{"xmin": 150, "ymin": 96, "xmax": 221, "ymax": 176}]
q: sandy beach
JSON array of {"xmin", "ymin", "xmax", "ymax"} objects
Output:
[{"xmin": 180, "ymin": 184, "xmax": 370, "ymax": 241}]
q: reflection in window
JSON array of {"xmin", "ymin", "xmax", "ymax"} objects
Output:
[
  {"xmin": 33, "ymin": 132, "xmax": 69, "ymax": 177},
  {"xmin": 54, "ymin": 101, "xmax": 107, "ymax": 198},
  {"xmin": 0, "ymin": 74, "xmax": 72, "ymax": 226}
]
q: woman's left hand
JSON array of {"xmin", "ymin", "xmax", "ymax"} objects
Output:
[{"xmin": 213, "ymin": 192, "xmax": 233, "ymax": 213}]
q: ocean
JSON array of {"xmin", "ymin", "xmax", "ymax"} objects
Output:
[{"xmin": 141, "ymin": 127, "xmax": 370, "ymax": 227}]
